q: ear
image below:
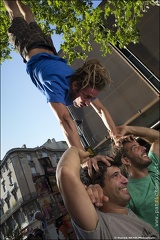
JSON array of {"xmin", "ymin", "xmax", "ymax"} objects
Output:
[
  {"xmin": 71, "ymin": 81, "xmax": 78, "ymax": 91},
  {"xmin": 121, "ymin": 157, "xmax": 131, "ymax": 166}
]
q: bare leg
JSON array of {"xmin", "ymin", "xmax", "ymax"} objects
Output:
[
  {"xmin": 3, "ymin": 0, "xmax": 22, "ymax": 21},
  {"xmin": 16, "ymin": 0, "xmax": 35, "ymax": 23}
]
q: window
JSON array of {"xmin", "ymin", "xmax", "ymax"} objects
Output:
[
  {"xmin": 2, "ymin": 181, "xmax": 6, "ymax": 193},
  {"xmin": 42, "ymin": 152, "xmax": 48, "ymax": 157},
  {"xmin": 52, "ymin": 154, "xmax": 58, "ymax": 167},
  {"xmin": 5, "ymin": 199, "xmax": 11, "ymax": 209},
  {"xmin": 18, "ymin": 211, "xmax": 25, "ymax": 224},
  {"xmin": 31, "ymin": 167, "xmax": 36, "ymax": 174},
  {"xmin": 2, "ymin": 166, "xmax": 5, "ymax": 173},
  {"xmin": 27, "ymin": 154, "xmax": 32, "ymax": 161},
  {"xmin": 5, "ymin": 162, "xmax": 8, "ymax": 170},
  {"xmin": 11, "ymin": 189, "xmax": 18, "ymax": 201},
  {"xmin": 0, "ymin": 199, "xmax": 4, "ymax": 217},
  {"xmin": 0, "ymin": 206, "xmax": 4, "ymax": 217},
  {"xmin": 24, "ymin": 203, "xmax": 39, "ymax": 221},
  {"xmin": 9, "ymin": 175, "xmax": 13, "ymax": 186},
  {"xmin": 3, "ymin": 185, "xmax": 6, "ymax": 192}
]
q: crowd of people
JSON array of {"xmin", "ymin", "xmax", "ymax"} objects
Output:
[{"xmin": 3, "ymin": 0, "xmax": 159, "ymax": 239}]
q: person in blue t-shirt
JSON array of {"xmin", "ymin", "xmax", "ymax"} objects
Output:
[{"xmin": 4, "ymin": 0, "xmax": 117, "ymax": 164}]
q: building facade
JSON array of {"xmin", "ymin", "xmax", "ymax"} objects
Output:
[{"xmin": 0, "ymin": 139, "xmax": 76, "ymax": 240}]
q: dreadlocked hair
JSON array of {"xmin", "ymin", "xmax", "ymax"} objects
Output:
[{"xmin": 71, "ymin": 59, "xmax": 112, "ymax": 91}]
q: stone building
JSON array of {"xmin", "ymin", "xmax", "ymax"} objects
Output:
[{"xmin": 0, "ymin": 139, "xmax": 71, "ymax": 240}]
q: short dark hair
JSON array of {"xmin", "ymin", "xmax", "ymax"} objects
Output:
[
  {"xmin": 71, "ymin": 58, "xmax": 112, "ymax": 91},
  {"xmin": 80, "ymin": 141, "xmax": 131, "ymax": 187},
  {"xmin": 81, "ymin": 161, "xmax": 120, "ymax": 188},
  {"xmin": 114, "ymin": 137, "xmax": 137, "ymax": 158}
]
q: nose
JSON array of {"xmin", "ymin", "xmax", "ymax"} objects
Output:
[
  {"xmin": 121, "ymin": 174, "xmax": 128, "ymax": 184},
  {"xmin": 141, "ymin": 146, "xmax": 146, "ymax": 151}
]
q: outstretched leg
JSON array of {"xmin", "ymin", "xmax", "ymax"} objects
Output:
[
  {"xmin": 4, "ymin": 0, "xmax": 35, "ymax": 23},
  {"xmin": 16, "ymin": 0, "xmax": 35, "ymax": 23},
  {"xmin": 3, "ymin": 0, "xmax": 22, "ymax": 20}
]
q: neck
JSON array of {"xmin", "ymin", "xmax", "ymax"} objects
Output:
[
  {"xmin": 128, "ymin": 166, "xmax": 148, "ymax": 178},
  {"xmin": 99, "ymin": 203, "xmax": 128, "ymax": 215}
]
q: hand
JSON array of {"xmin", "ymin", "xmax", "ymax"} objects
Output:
[
  {"xmin": 87, "ymin": 155, "xmax": 114, "ymax": 177},
  {"xmin": 109, "ymin": 126, "xmax": 135, "ymax": 146},
  {"xmin": 107, "ymin": 129, "xmax": 123, "ymax": 145},
  {"xmin": 115, "ymin": 135, "xmax": 136, "ymax": 147},
  {"xmin": 85, "ymin": 184, "xmax": 108, "ymax": 207},
  {"xmin": 77, "ymin": 148, "xmax": 90, "ymax": 165}
]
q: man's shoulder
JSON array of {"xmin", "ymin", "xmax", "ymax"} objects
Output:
[
  {"xmin": 148, "ymin": 150, "xmax": 159, "ymax": 162},
  {"xmin": 148, "ymin": 150, "xmax": 160, "ymax": 172}
]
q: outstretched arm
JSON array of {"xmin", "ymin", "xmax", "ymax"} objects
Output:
[
  {"xmin": 49, "ymin": 102, "xmax": 84, "ymax": 150},
  {"xmin": 91, "ymin": 98, "xmax": 118, "ymax": 139},
  {"xmin": 56, "ymin": 147, "xmax": 98, "ymax": 231},
  {"xmin": 49, "ymin": 102, "xmax": 114, "ymax": 173},
  {"xmin": 116, "ymin": 125, "xmax": 160, "ymax": 158}
]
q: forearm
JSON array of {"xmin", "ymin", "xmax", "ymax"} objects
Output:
[
  {"xmin": 60, "ymin": 117, "xmax": 84, "ymax": 150},
  {"xmin": 56, "ymin": 147, "xmax": 97, "ymax": 231},
  {"xmin": 121, "ymin": 126, "xmax": 159, "ymax": 144},
  {"xmin": 100, "ymin": 108, "xmax": 117, "ymax": 135},
  {"xmin": 56, "ymin": 147, "xmax": 83, "ymax": 210},
  {"xmin": 49, "ymin": 102, "xmax": 84, "ymax": 150},
  {"xmin": 56, "ymin": 147, "xmax": 89, "ymax": 191},
  {"xmin": 91, "ymin": 99, "xmax": 117, "ymax": 136}
]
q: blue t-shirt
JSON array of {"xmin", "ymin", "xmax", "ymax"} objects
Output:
[{"xmin": 26, "ymin": 53, "xmax": 75, "ymax": 105}]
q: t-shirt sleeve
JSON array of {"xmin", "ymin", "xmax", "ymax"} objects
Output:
[
  {"xmin": 147, "ymin": 150, "xmax": 160, "ymax": 174},
  {"xmin": 71, "ymin": 210, "xmax": 111, "ymax": 239},
  {"xmin": 71, "ymin": 219, "xmax": 101, "ymax": 239}
]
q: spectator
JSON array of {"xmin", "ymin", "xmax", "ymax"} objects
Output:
[
  {"xmin": 88, "ymin": 126, "xmax": 160, "ymax": 233},
  {"xmin": 56, "ymin": 146, "xmax": 159, "ymax": 239},
  {"xmin": 115, "ymin": 125, "xmax": 159, "ymax": 232}
]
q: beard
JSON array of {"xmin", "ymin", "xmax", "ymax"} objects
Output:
[{"xmin": 131, "ymin": 157, "xmax": 152, "ymax": 169}]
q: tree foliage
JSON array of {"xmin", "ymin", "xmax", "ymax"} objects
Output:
[{"xmin": 0, "ymin": 0, "xmax": 157, "ymax": 64}]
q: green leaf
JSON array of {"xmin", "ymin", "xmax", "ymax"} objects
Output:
[{"xmin": 0, "ymin": 0, "xmax": 155, "ymax": 64}]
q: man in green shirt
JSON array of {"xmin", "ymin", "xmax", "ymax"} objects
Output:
[
  {"xmin": 88, "ymin": 126, "xmax": 159, "ymax": 233},
  {"xmin": 116, "ymin": 125, "xmax": 160, "ymax": 233}
]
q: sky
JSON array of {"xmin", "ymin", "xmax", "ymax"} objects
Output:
[{"xmin": 1, "ymin": 1, "xmax": 101, "ymax": 160}]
